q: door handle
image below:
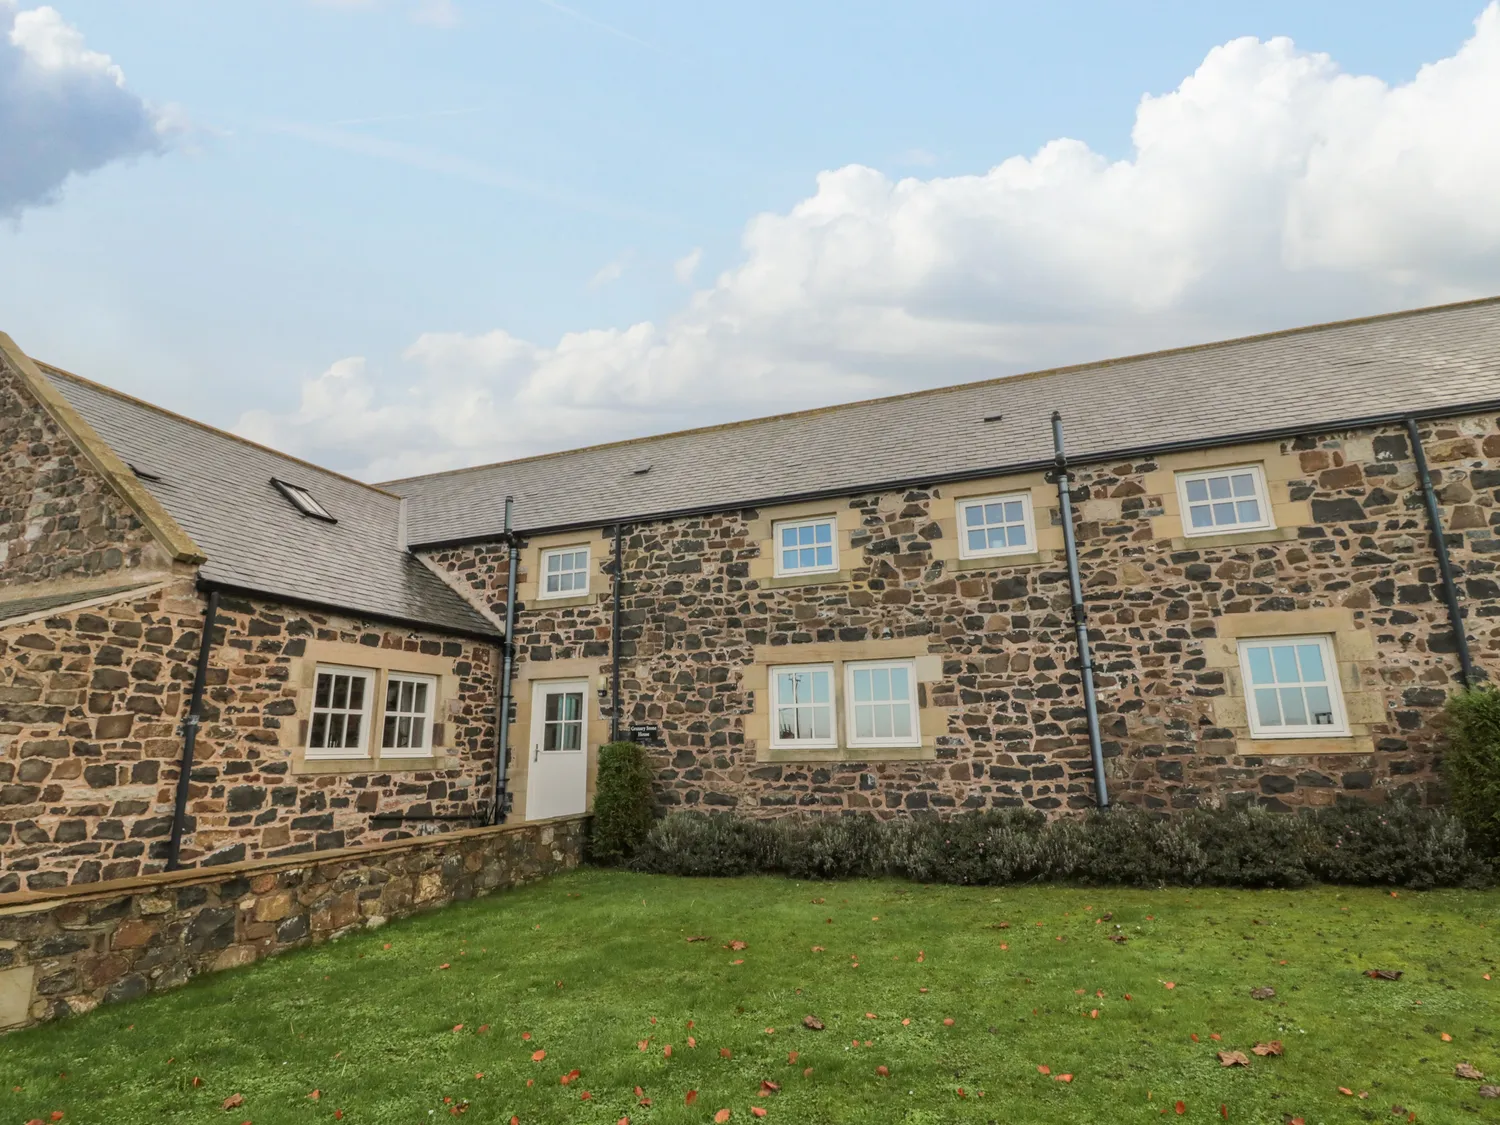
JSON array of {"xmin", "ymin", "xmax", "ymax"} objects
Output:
[{"xmin": 533, "ymin": 743, "xmax": 540, "ymax": 762}]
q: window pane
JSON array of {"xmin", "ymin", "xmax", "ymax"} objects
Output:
[
  {"xmin": 1305, "ymin": 686, "xmax": 1334, "ymax": 725},
  {"xmin": 1212, "ymin": 501, "xmax": 1236, "ymax": 524},
  {"xmin": 815, "ymin": 545, "xmax": 833, "ymax": 567},
  {"xmin": 398, "ymin": 681, "xmax": 412, "ymax": 711},
  {"xmin": 964, "ymin": 505, "xmax": 984, "ymax": 527},
  {"xmin": 1190, "ymin": 505, "xmax": 1213, "ymax": 528},
  {"xmin": 810, "ymin": 671, "xmax": 830, "ymax": 703},
  {"xmin": 546, "ymin": 573, "xmax": 561, "ymax": 593},
  {"xmin": 852, "ymin": 669, "xmax": 871, "ymax": 702},
  {"xmin": 987, "ymin": 527, "xmax": 1007, "ymax": 549},
  {"xmin": 410, "ymin": 717, "xmax": 426, "ymax": 746},
  {"xmin": 797, "ymin": 525, "xmax": 814, "ymax": 546},
  {"xmin": 563, "ymin": 720, "xmax": 582, "ymax": 752},
  {"xmin": 873, "ymin": 707, "xmax": 892, "ymax": 739},
  {"xmin": 798, "ymin": 547, "xmax": 815, "ymax": 568},
  {"xmin": 1296, "ymin": 643, "xmax": 1325, "ymax": 682},
  {"xmin": 1271, "ymin": 645, "xmax": 1299, "ymax": 683},
  {"xmin": 1006, "ymin": 524, "xmax": 1027, "ymax": 547},
  {"xmin": 1247, "ymin": 647, "xmax": 1274, "ymax": 685},
  {"xmin": 1254, "ymin": 687, "xmax": 1282, "ymax": 726},
  {"xmin": 397, "ymin": 716, "xmax": 412, "ymax": 748},
  {"xmin": 328, "ymin": 713, "xmax": 346, "ymax": 747},
  {"xmin": 545, "ymin": 693, "xmax": 560, "ymax": 722},
  {"xmin": 814, "ymin": 521, "xmax": 832, "ymax": 544},
  {"xmin": 1185, "ymin": 478, "xmax": 1208, "ymax": 502},
  {"xmin": 315, "ymin": 674, "xmax": 331, "ymax": 709},
  {"xmin": 782, "ymin": 548, "xmax": 798, "ymax": 570},
  {"xmin": 855, "ymin": 707, "xmax": 873, "ymax": 739},
  {"xmin": 382, "ymin": 716, "xmax": 396, "ymax": 747},
  {"xmin": 811, "ymin": 707, "xmax": 830, "ymax": 740},
  {"xmin": 983, "ymin": 503, "xmax": 1004, "ymax": 524},
  {"xmin": 386, "ymin": 679, "xmax": 399, "ymax": 710},
  {"xmin": 562, "ymin": 693, "xmax": 582, "ymax": 722},
  {"xmin": 1231, "ymin": 473, "xmax": 1256, "ymax": 497},
  {"xmin": 967, "ymin": 529, "xmax": 986, "ymax": 552},
  {"xmin": 1208, "ymin": 475, "xmax": 1231, "ymax": 500},
  {"xmin": 1004, "ymin": 500, "xmax": 1024, "ymax": 523},
  {"xmin": 331, "ymin": 675, "xmax": 349, "ymax": 709},
  {"xmin": 888, "ymin": 665, "xmax": 910, "ymax": 700},
  {"xmin": 871, "ymin": 669, "xmax": 890, "ymax": 701},
  {"xmin": 348, "ymin": 675, "xmax": 365, "ymax": 710},
  {"xmin": 310, "ymin": 712, "xmax": 328, "ymax": 748},
  {"xmin": 544, "ymin": 722, "xmax": 560, "ymax": 752},
  {"xmin": 412, "ymin": 682, "xmax": 428, "ymax": 714},
  {"xmin": 892, "ymin": 706, "xmax": 912, "ymax": 738},
  {"xmin": 1236, "ymin": 499, "xmax": 1260, "ymax": 524},
  {"xmin": 1279, "ymin": 687, "xmax": 1308, "ymax": 726}
]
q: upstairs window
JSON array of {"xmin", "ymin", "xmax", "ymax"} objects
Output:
[
  {"xmin": 540, "ymin": 545, "xmax": 591, "ymax": 598},
  {"xmin": 770, "ymin": 664, "xmax": 836, "ymax": 748},
  {"xmin": 1239, "ymin": 635, "xmax": 1347, "ymax": 738},
  {"xmin": 774, "ymin": 516, "xmax": 838, "ymax": 576},
  {"xmin": 956, "ymin": 492, "xmax": 1034, "ymax": 558},
  {"xmin": 1176, "ymin": 465, "xmax": 1270, "ymax": 535},
  {"xmin": 272, "ymin": 478, "xmax": 336, "ymax": 523}
]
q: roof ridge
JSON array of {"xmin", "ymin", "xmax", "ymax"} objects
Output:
[
  {"xmin": 377, "ymin": 293, "xmax": 1500, "ymax": 487},
  {"xmin": 39, "ymin": 363, "xmax": 401, "ymax": 499}
]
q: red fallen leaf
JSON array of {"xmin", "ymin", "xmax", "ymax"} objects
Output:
[
  {"xmin": 714, "ymin": 1110, "xmax": 731, "ymax": 1123},
  {"xmin": 803, "ymin": 1016, "xmax": 824, "ymax": 1031},
  {"xmin": 1210, "ymin": 1034, "xmax": 1222, "ymax": 1041},
  {"xmin": 638, "ymin": 1040, "xmax": 649, "ymax": 1052},
  {"xmin": 1037, "ymin": 1065, "xmax": 1051, "ymax": 1075},
  {"xmin": 309, "ymin": 1090, "xmax": 322, "ymax": 1100},
  {"xmin": 726, "ymin": 940, "xmax": 748, "ymax": 951},
  {"xmin": 1339, "ymin": 1087, "xmax": 1354, "ymax": 1096},
  {"xmin": 760, "ymin": 1080, "xmax": 781, "ymax": 1095},
  {"xmin": 731, "ymin": 959, "xmax": 744, "ymax": 966},
  {"xmin": 688, "ymin": 1020, "xmax": 695, "ymax": 1029},
  {"xmin": 943, "ymin": 1018, "xmax": 955, "ymax": 1027},
  {"xmin": 1365, "ymin": 969, "xmax": 1403, "ymax": 981},
  {"xmin": 901, "ymin": 1018, "xmax": 911, "ymax": 1026},
  {"xmin": 1289, "ymin": 1119, "xmax": 1304, "ymax": 1125},
  {"xmin": 1164, "ymin": 982, "xmax": 1176, "ymax": 990},
  {"xmin": 764, "ymin": 1027, "xmax": 775, "ymax": 1035},
  {"xmin": 477, "ymin": 1025, "xmax": 490, "ymax": 1034},
  {"xmin": 526, "ymin": 1080, "xmax": 533, "ymax": 1088},
  {"xmin": 438, "ymin": 964, "xmax": 450, "ymax": 970},
  {"xmin": 634, "ymin": 1087, "xmax": 645, "ymax": 1099},
  {"xmin": 957, "ymin": 1088, "xmax": 966, "ymax": 1098},
  {"xmin": 192, "ymin": 1077, "xmax": 203, "ymax": 1087},
  {"xmin": 531, "ymin": 1050, "xmax": 547, "ymax": 1062},
  {"xmin": 452, "ymin": 1024, "xmax": 463, "ymax": 1032},
  {"xmin": 751, "ymin": 1110, "xmax": 767, "ymax": 1119},
  {"xmin": 919, "ymin": 987, "xmax": 929, "ymax": 993},
  {"xmin": 383, "ymin": 943, "xmax": 391, "ymax": 950},
  {"xmin": 579, "ymin": 1091, "xmax": 592, "ymax": 1101},
  {"xmin": 1251, "ymin": 1041, "xmax": 1283, "ymax": 1056},
  {"xmin": 802, "ymin": 1068, "xmax": 813, "ymax": 1078},
  {"xmin": 1175, "ymin": 1101, "xmax": 1186, "ymax": 1114},
  {"xmin": 222, "ymin": 1095, "xmax": 245, "ymax": 1110},
  {"xmin": 475, "ymin": 1073, "xmax": 484, "ymax": 1080},
  {"xmin": 510, "ymin": 1118, "xmax": 520, "ymax": 1125},
  {"xmin": 1441, "ymin": 1032, "xmax": 1453, "ymax": 1042},
  {"xmin": 688, "ymin": 1037, "xmax": 697, "ymax": 1048},
  {"xmin": 562, "ymin": 1069, "xmax": 581, "ymax": 1085},
  {"xmin": 999, "ymin": 943, "xmax": 1009, "ymax": 951},
  {"xmin": 865, "ymin": 1012, "xmax": 877, "ymax": 1019},
  {"xmin": 521, "ymin": 1031, "xmax": 531, "ymax": 1040},
  {"xmin": 876, "ymin": 1065, "xmax": 889, "ymax": 1077},
  {"xmin": 663, "ymin": 1045, "xmax": 673, "ymax": 1058},
  {"xmin": 1055, "ymin": 1074, "xmax": 1073, "ymax": 1083},
  {"xmin": 335, "ymin": 1113, "xmax": 344, "ymax": 1121},
  {"xmin": 618, "ymin": 1118, "xmax": 630, "ymax": 1125},
  {"xmin": 720, "ymin": 1048, "xmax": 733, "ymax": 1058},
  {"xmin": 1219, "ymin": 1106, "xmax": 1227, "ymax": 1120},
  {"xmin": 1124, "ymin": 993, "xmax": 1132, "ymax": 1000},
  {"xmin": 685, "ymin": 1090, "xmax": 698, "ymax": 1106},
  {"xmin": 1090, "ymin": 1010, "xmax": 1099, "ymax": 1019},
  {"xmin": 1191, "ymin": 1034, "xmax": 1200, "ymax": 1043},
  {"xmin": 810, "ymin": 946, "xmax": 825, "ymax": 952},
  {"xmin": 1217, "ymin": 1051, "xmax": 1250, "ymax": 1068}
]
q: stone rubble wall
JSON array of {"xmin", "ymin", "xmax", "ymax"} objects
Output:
[
  {"xmin": 426, "ymin": 413, "xmax": 1500, "ymax": 817},
  {"xmin": 0, "ymin": 580, "xmax": 500, "ymax": 893},
  {"xmin": 0, "ymin": 813, "xmax": 587, "ymax": 1033}
]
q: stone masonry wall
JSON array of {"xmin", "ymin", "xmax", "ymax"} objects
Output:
[
  {"xmin": 0, "ymin": 814, "xmax": 587, "ymax": 1033},
  {"xmin": 0, "ymin": 360, "xmax": 168, "ymax": 587},
  {"xmin": 1, "ymin": 581, "xmax": 501, "ymax": 894},
  {"xmin": 426, "ymin": 413, "xmax": 1500, "ymax": 819}
]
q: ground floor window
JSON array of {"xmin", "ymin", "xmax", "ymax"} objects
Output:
[
  {"xmin": 308, "ymin": 665, "xmax": 375, "ymax": 757},
  {"xmin": 382, "ymin": 672, "xmax": 436, "ymax": 754},
  {"xmin": 1238, "ymin": 635, "xmax": 1347, "ymax": 737},
  {"xmin": 770, "ymin": 658, "xmax": 920, "ymax": 750}
]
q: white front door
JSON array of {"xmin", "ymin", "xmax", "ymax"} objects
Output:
[{"xmin": 525, "ymin": 680, "xmax": 589, "ymax": 820}]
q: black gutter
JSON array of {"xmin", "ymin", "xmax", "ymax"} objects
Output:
[
  {"xmin": 371, "ymin": 812, "xmax": 485, "ymax": 825},
  {"xmin": 195, "ymin": 579, "xmax": 502, "ymax": 645},
  {"xmin": 1051, "ymin": 412, "xmax": 1110, "ymax": 810},
  {"xmin": 488, "ymin": 497, "xmax": 521, "ymax": 825},
  {"xmin": 610, "ymin": 523, "xmax": 624, "ymax": 742},
  {"xmin": 1406, "ymin": 417, "xmax": 1477, "ymax": 688},
  {"xmin": 166, "ymin": 588, "xmax": 219, "ymax": 870},
  {"xmin": 407, "ymin": 396, "xmax": 1500, "ymax": 550}
]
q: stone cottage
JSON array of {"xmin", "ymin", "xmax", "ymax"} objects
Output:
[{"xmin": 3, "ymin": 297, "xmax": 1498, "ymax": 892}]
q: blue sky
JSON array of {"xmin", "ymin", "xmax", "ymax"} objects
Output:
[{"xmin": 3, "ymin": 1, "xmax": 1498, "ymax": 478}]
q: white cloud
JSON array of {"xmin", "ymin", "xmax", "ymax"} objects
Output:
[
  {"xmin": 0, "ymin": 2, "xmax": 174, "ymax": 217},
  {"xmin": 672, "ymin": 247, "xmax": 702, "ymax": 284},
  {"xmin": 587, "ymin": 257, "xmax": 627, "ymax": 290},
  {"xmin": 411, "ymin": 0, "xmax": 458, "ymax": 27},
  {"xmin": 240, "ymin": 4, "xmax": 1500, "ymax": 481}
]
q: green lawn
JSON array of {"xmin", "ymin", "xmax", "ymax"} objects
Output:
[{"xmin": 2, "ymin": 871, "xmax": 1498, "ymax": 1124}]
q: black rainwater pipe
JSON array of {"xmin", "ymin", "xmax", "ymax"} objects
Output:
[
  {"xmin": 1406, "ymin": 417, "xmax": 1476, "ymax": 688},
  {"xmin": 166, "ymin": 588, "xmax": 219, "ymax": 870},
  {"xmin": 1052, "ymin": 411, "xmax": 1110, "ymax": 810},
  {"xmin": 610, "ymin": 524, "xmax": 624, "ymax": 743},
  {"xmin": 489, "ymin": 497, "xmax": 521, "ymax": 824}
]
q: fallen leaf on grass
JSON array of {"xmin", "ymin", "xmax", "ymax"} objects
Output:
[
  {"xmin": 943, "ymin": 1018, "xmax": 955, "ymax": 1027},
  {"xmin": 688, "ymin": 1036, "xmax": 697, "ymax": 1048},
  {"xmin": 663, "ymin": 1045, "xmax": 673, "ymax": 1058},
  {"xmin": 1251, "ymin": 1041, "xmax": 1283, "ymax": 1057},
  {"xmin": 876, "ymin": 1065, "xmax": 889, "ymax": 1077},
  {"xmin": 1164, "ymin": 982, "xmax": 1176, "ymax": 990},
  {"xmin": 802, "ymin": 1067, "xmax": 814, "ymax": 1078},
  {"xmin": 1055, "ymin": 1074, "xmax": 1073, "ymax": 1083},
  {"xmin": 222, "ymin": 1095, "xmax": 245, "ymax": 1110},
  {"xmin": 1037, "ymin": 1066, "xmax": 1051, "ymax": 1075},
  {"xmin": 1456, "ymin": 1062, "xmax": 1486, "ymax": 1080},
  {"xmin": 810, "ymin": 946, "xmax": 824, "ymax": 953},
  {"xmin": 192, "ymin": 1077, "xmax": 202, "ymax": 1087},
  {"xmin": 1249, "ymin": 987, "xmax": 1276, "ymax": 1000},
  {"xmin": 309, "ymin": 1089, "xmax": 321, "ymax": 1100},
  {"xmin": 714, "ymin": 1110, "xmax": 731, "ymax": 1122},
  {"xmin": 521, "ymin": 1032, "xmax": 530, "ymax": 1040},
  {"xmin": 1478, "ymin": 1085, "xmax": 1499, "ymax": 1098},
  {"xmin": 531, "ymin": 1050, "xmax": 547, "ymax": 1062},
  {"xmin": 725, "ymin": 940, "xmax": 748, "ymax": 951},
  {"xmin": 1366, "ymin": 969, "xmax": 1403, "ymax": 981},
  {"xmin": 1339, "ymin": 1087, "xmax": 1354, "ymax": 1096},
  {"xmin": 720, "ymin": 1048, "xmax": 733, "ymax": 1059},
  {"xmin": 1108, "ymin": 934, "xmax": 1128, "ymax": 944},
  {"xmin": 1175, "ymin": 1100, "xmax": 1186, "ymax": 1114},
  {"xmin": 803, "ymin": 1016, "xmax": 824, "ymax": 1031},
  {"xmin": 1217, "ymin": 1052, "xmax": 1250, "ymax": 1068},
  {"xmin": 1442, "ymin": 1032, "xmax": 1453, "ymax": 1042},
  {"xmin": 438, "ymin": 964, "xmax": 450, "ymax": 970},
  {"xmin": 685, "ymin": 1090, "xmax": 698, "ymax": 1106},
  {"xmin": 751, "ymin": 1109, "xmax": 767, "ymax": 1118},
  {"xmin": 685, "ymin": 936, "xmax": 708, "ymax": 943},
  {"xmin": 759, "ymin": 1080, "xmax": 780, "ymax": 1095}
]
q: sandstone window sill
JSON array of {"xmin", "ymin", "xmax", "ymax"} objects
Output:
[
  {"xmin": 529, "ymin": 593, "xmax": 602, "ymax": 610},
  {"xmin": 1170, "ymin": 527, "xmax": 1299, "ymax": 551},
  {"xmin": 756, "ymin": 570, "xmax": 853, "ymax": 591},
  {"xmin": 755, "ymin": 744, "xmax": 935, "ymax": 764},
  {"xmin": 948, "ymin": 550, "xmax": 1052, "ymax": 572},
  {"xmin": 1233, "ymin": 735, "xmax": 1373, "ymax": 757},
  {"xmin": 292, "ymin": 754, "xmax": 458, "ymax": 776}
]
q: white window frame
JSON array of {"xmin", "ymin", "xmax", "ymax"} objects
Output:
[
  {"xmin": 772, "ymin": 516, "xmax": 839, "ymax": 577},
  {"xmin": 381, "ymin": 671, "xmax": 437, "ymax": 756},
  {"xmin": 306, "ymin": 663, "xmax": 375, "ymax": 759},
  {"xmin": 272, "ymin": 478, "xmax": 336, "ymax": 523},
  {"xmin": 538, "ymin": 544, "xmax": 591, "ymax": 599},
  {"xmin": 956, "ymin": 491, "xmax": 1035, "ymax": 559},
  {"xmin": 1176, "ymin": 464, "xmax": 1273, "ymax": 537},
  {"xmin": 768, "ymin": 663, "xmax": 838, "ymax": 750},
  {"xmin": 844, "ymin": 659, "xmax": 921, "ymax": 749},
  {"xmin": 1238, "ymin": 634, "xmax": 1349, "ymax": 739}
]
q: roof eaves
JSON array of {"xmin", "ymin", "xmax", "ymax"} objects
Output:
[{"xmin": 0, "ymin": 332, "xmax": 208, "ymax": 566}]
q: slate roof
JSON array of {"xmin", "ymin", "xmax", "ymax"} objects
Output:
[
  {"xmin": 0, "ymin": 583, "xmax": 159, "ymax": 625},
  {"xmin": 40, "ymin": 367, "xmax": 499, "ymax": 639},
  {"xmin": 384, "ymin": 297, "xmax": 1500, "ymax": 546}
]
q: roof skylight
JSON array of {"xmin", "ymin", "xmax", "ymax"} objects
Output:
[{"xmin": 272, "ymin": 478, "xmax": 336, "ymax": 523}]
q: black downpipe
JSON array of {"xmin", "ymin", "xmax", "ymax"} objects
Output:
[
  {"xmin": 489, "ymin": 497, "xmax": 521, "ymax": 825},
  {"xmin": 1052, "ymin": 411, "xmax": 1110, "ymax": 810},
  {"xmin": 610, "ymin": 524, "xmax": 624, "ymax": 742},
  {"xmin": 166, "ymin": 588, "xmax": 219, "ymax": 870},
  {"xmin": 1406, "ymin": 417, "xmax": 1476, "ymax": 688}
]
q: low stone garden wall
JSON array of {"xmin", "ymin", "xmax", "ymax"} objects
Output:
[{"xmin": 0, "ymin": 814, "xmax": 588, "ymax": 1033}]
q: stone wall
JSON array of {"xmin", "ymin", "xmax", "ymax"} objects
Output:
[
  {"xmin": 0, "ymin": 358, "xmax": 169, "ymax": 587},
  {"xmin": 0, "ymin": 813, "xmax": 587, "ymax": 1033},
  {"xmin": 1, "ymin": 581, "xmax": 501, "ymax": 894},
  {"xmin": 425, "ymin": 413, "xmax": 1500, "ymax": 819}
]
